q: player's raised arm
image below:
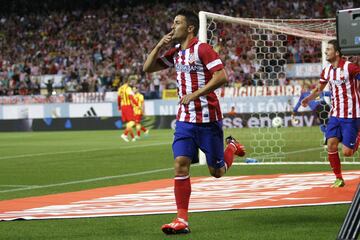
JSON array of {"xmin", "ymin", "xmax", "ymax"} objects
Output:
[
  {"xmin": 301, "ymin": 83, "xmax": 326, "ymax": 107},
  {"xmin": 143, "ymin": 31, "xmax": 174, "ymax": 73}
]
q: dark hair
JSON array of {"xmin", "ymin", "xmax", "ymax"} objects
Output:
[
  {"xmin": 176, "ymin": 9, "xmax": 199, "ymax": 35},
  {"xmin": 328, "ymin": 39, "xmax": 342, "ymax": 57}
]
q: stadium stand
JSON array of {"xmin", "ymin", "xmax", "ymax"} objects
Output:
[{"xmin": 0, "ymin": 0, "xmax": 356, "ymax": 98}]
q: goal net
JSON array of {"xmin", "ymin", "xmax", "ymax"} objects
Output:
[{"xmin": 198, "ymin": 11, "xmax": 359, "ymax": 164}]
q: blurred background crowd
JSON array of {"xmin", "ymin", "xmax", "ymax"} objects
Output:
[{"xmin": 0, "ymin": 0, "xmax": 357, "ymax": 98}]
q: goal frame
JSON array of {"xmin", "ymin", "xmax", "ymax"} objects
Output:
[{"xmin": 197, "ymin": 11, "xmax": 359, "ymax": 165}]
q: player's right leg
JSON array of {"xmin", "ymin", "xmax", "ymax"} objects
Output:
[
  {"xmin": 162, "ymin": 122, "xmax": 195, "ymax": 235},
  {"xmin": 328, "ymin": 137, "xmax": 345, "ymax": 187},
  {"xmin": 161, "ymin": 156, "xmax": 191, "ymax": 235},
  {"xmin": 161, "ymin": 216, "xmax": 190, "ymax": 235}
]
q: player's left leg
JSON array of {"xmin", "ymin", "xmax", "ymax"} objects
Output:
[
  {"xmin": 225, "ymin": 136, "xmax": 246, "ymax": 159},
  {"xmin": 197, "ymin": 121, "xmax": 245, "ymax": 178},
  {"xmin": 340, "ymin": 118, "xmax": 360, "ymax": 156}
]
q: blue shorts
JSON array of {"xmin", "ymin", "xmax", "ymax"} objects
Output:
[
  {"xmin": 172, "ymin": 121, "xmax": 224, "ymax": 169},
  {"xmin": 326, "ymin": 117, "xmax": 360, "ymax": 149}
]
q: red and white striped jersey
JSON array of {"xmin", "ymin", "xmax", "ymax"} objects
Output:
[
  {"xmin": 320, "ymin": 59, "xmax": 360, "ymax": 118},
  {"xmin": 157, "ymin": 37, "xmax": 224, "ymax": 123}
]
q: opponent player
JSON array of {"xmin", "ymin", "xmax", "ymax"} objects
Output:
[
  {"xmin": 292, "ymin": 84, "xmax": 331, "ymax": 143},
  {"xmin": 117, "ymin": 78, "xmax": 138, "ymax": 142},
  {"xmin": 143, "ymin": 9, "xmax": 245, "ymax": 234},
  {"xmin": 132, "ymin": 86, "xmax": 149, "ymax": 139},
  {"xmin": 302, "ymin": 40, "xmax": 360, "ymax": 188}
]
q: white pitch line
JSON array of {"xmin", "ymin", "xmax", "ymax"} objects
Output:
[
  {"xmin": 0, "ymin": 167, "xmax": 178, "ymax": 193},
  {"xmin": 0, "ymin": 142, "xmax": 169, "ymax": 160},
  {"xmin": 0, "ymin": 184, "xmax": 40, "ymax": 188}
]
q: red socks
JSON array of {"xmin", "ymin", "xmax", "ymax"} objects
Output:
[
  {"xmin": 328, "ymin": 151, "xmax": 342, "ymax": 179},
  {"xmin": 136, "ymin": 127, "xmax": 147, "ymax": 137},
  {"xmin": 174, "ymin": 176, "xmax": 191, "ymax": 221},
  {"xmin": 224, "ymin": 144, "xmax": 236, "ymax": 170},
  {"xmin": 124, "ymin": 129, "xmax": 134, "ymax": 138}
]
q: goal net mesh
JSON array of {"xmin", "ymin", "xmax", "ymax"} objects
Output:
[{"xmin": 199, "ymin": 11, "xmax": 359, "ymax": 164}]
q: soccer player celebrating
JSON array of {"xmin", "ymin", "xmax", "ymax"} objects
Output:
[
  {"xmin": 143, "ymin": 9, "xmax": 245, "ymax": 234},
  {"xmin": 117, "ymin": 78, "xmax": 138, "ymax": 142},
  {"xmin": 302, "ymin": 40, "xmax": 360, "ymax": 188},
  {"xmin": 132, "ymin": 86, "xmax": 149, "ymax": 139}
]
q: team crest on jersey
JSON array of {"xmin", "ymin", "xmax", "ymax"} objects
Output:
[{"xmin": 188, "ymin": 54, "xmax": 195, "ymax": 64}]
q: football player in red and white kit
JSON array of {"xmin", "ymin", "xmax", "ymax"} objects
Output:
[
  {"xmin": 143, "ymin": 9, "xmax": 245, "ymax": 234},
  {"xmin": 302, "ymin": 39, "xmax": 360, "ymax": 188}
]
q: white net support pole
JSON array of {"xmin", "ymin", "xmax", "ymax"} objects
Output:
[
  {"xmin": 199, "ymin": 11, "xmax": 207, "ymax": 42},
  {"xmin": 198, "ymin": 11, "xmax": 209, "ymax": 165},
  {"xmin": 321, "ymin": 40, "xmax": 328, "ymax": 68}
]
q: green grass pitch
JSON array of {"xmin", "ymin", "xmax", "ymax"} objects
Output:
[{"xmin": 0, "ymin": 127, "xmax": 358, "ymax": 240}]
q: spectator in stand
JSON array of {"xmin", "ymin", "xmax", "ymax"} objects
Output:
[{"xmin": 0, "ymin": 0, "xmax": 355, "ymax": 97}]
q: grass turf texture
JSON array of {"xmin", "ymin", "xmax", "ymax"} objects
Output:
[{"xmin": 0, "ymin": 127, "xmax": 358, "ymax": 239}]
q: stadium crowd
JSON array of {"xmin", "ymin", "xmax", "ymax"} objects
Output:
[{"xmin": 0, "ymin": 0, "xmax": 356, "ymax": 98}]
